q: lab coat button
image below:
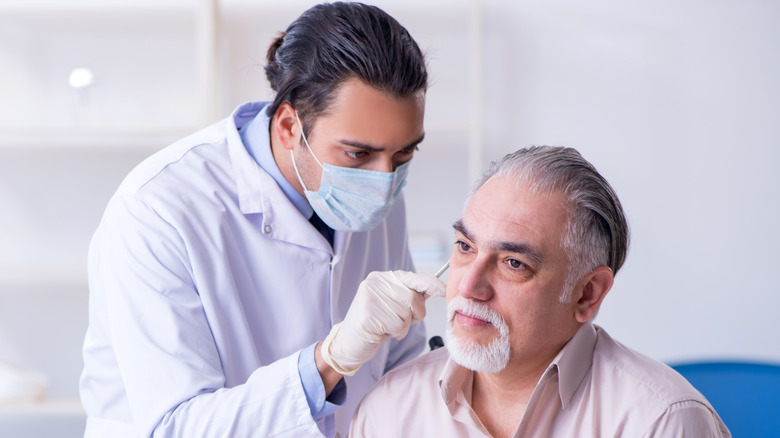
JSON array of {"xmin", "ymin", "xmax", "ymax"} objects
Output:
[{"xmin": 264, "ymin": 225, "xmax": 272, "ymax": 234}]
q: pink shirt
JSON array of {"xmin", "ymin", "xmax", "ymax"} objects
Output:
[{"xmin": 351, "ymin": 323, "xmax": 731, "ymax": 437}]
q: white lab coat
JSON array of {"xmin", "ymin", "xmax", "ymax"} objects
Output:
[{"xmin": 79, "ymin": 103, "xmax": 425, "ymax": 437}]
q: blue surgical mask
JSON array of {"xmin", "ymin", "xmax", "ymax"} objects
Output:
[{"xmin": 290, "ymin": 111, "xmax": 410, "ymax": 232}]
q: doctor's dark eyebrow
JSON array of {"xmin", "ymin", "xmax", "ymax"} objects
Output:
[
  {"xmin": 339, "ymin": 133, "xmax": 425, "ymax": 152},
  {"xmin": 452, "ymin": 219, "xmax": 545, "ymax": 265}
]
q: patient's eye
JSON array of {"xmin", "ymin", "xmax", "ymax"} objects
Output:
[
  {"xmin": 507, "ymin": 259, "xmax": 525, "ymax": 270},
  {"xmin": 455, "ymin": 240, "xmax": 472, "ymax": 253}
]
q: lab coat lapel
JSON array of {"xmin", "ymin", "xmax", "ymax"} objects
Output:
[
  {"xmin": 225, "ymin": 110, "xmax": 332, "ymax": 253},
  {"xmin": 329, "ymin": 230, "xmax": 353, "ymax": 323}
]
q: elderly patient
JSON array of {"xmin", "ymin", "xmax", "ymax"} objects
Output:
[{"xmin": 350, "ymin": 146, "xmax": 731, "ymax": 437}]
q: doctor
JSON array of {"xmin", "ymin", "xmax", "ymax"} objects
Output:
[{"xmin": 79, "ymin": 3, "xmax": 443, "ymax": 437}]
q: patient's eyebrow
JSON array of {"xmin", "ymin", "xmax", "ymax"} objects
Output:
[
  {"xmin": 496, "ymin": 241, "xmax": 544, "ymax": 266},
  {"xmin": 453, "ymin": 219, "xmax": 544, "ymax": 265},
  {"xmin": 452, "ymin": 219, "xmax": 471, "ymax": 241}
]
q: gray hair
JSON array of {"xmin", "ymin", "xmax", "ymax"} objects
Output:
[{"xmin": 473, "ymin": 146, "xmax": 629, "ymax": 302}]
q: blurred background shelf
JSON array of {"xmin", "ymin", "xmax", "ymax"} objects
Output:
[
  {"xmin": 0, "ymin": 0, "xmax": 217, "ymax": 132},
  {"xmin": 0, "ymin": 127, "xmax": 191, "ymax": 150},
  {"xmin": 0, "ymin": 399, "xmax": 85, "ymax": 438}
]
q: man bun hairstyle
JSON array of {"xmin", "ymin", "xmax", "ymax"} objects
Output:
[{"xmin": 264, "ymin": 2, "xmax": 428, "ymax": 137}]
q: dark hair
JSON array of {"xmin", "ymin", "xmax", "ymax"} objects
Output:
[{"xmin": 264, "ymin": 2, "xmax": 428, "ymax": 135}]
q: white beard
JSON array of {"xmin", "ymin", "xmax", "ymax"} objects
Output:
[{"xmin": 444, "ymin": 297, "xmax": 510, "ymax": 373}]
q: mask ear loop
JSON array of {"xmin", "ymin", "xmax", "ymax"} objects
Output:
[
  {"xmin": 289, "ymin": 149, "xmax": 310, "ymax": 193},
  {"xmin": 295, "ymin": 111, "xmax": 324, "ymax": 168},
  {"xmin": 290, "ymin": 110, "xmax": 324, "ymax": 193}
]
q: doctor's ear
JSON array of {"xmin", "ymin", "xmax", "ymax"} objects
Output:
[
  {"xmin": 273, "ymin": 102, "xmax": 301, "ymax": 151},
  {"xmin": 573, "ymin": 266, "xmax": 614, "ymax": 323}
]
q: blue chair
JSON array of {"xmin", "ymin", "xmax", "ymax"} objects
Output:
[{"xmin": 671, "ymin": 361, "xmax": 780, "ymax": 437}]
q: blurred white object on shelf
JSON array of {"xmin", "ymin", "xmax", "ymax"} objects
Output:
[{"xmin": 0, "ymin": 360, "xmax": 48, "ymax": 403}]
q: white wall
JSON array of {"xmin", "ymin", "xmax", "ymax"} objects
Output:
[{"xmin": 0, "ymin": 0, "xmax": 778, "ymax": 415}]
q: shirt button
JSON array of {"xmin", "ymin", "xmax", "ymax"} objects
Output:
[
  {"xmin": 335, "ymin": 434, "xmax": 341, "ymax": 438},
  {"xmin": 264, "ymin": 225, "xmax": 272, "ymax": 234}
]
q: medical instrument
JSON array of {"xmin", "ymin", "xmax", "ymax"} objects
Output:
[{"xmin": 434, "ymin": 260, "xmax": 450, "ymax": 279}]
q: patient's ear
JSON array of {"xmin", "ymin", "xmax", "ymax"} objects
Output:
[{"xmin": 574, "ymin": 266, "xmax": 614, "ymax": 323}]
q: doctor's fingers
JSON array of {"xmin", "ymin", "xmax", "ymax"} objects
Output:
[
  {"xmin": 392, "ymin": 270, "xmax": 447, "ymax": 298},
  {"xmin": 358, "ymin": 296, "xmax": 422, "ymax": 341},
  {"xmin": 373, "ymin": 275, "xmax": 428, "ymax": 326},
  {"xmin": 359, "ymin": 273, "xmax": 427, "ymax": 338}
]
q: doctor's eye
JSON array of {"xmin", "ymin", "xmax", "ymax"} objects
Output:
[
  {"xmin": 345, "ymin": 150, "xmax": 369, "ymax": 160},
  {"xmin": 399, "ymin": 145, "xmax": 419, "ymax": 155}
]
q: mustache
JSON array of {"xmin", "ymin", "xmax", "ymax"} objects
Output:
[{"xmin": 447, "ymin": 297, "xmax": 509, "ymax": 337}]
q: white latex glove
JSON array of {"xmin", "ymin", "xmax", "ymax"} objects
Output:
[{"xmin": 321, "ymin": 270, "xmax": 446, "ymax": 376}]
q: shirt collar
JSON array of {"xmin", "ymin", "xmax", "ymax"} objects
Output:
[
  {"xmin": 439, "ymin": 355, "xmax": 472, "ymax": 412},
  {"xmin": 438, "ymin": 322, "xmax": 598, "ymax": 412},
  {"xmin": 547, "ymin": 321, "xmax": 598, "ymax": 408},
  {"xmin": 438, "ymin": 352, "xmax": 486, "ymax": 432},
  {"xmin": 237, "ymin": 103, "xmax": 313, "ymax": 219}
]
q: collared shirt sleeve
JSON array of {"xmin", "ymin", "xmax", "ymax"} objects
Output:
[
  {"xmin": 298, "ymin": 341, "xmax": 346, "ymax": 420},
  {"xmin": 644, "ymin": 400, "xmax": 732, "ymax": 438}
]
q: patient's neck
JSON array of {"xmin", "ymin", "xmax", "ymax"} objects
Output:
[{"xmin": 470, "ymin": 355, "xmax": 553, "ymax": 438}]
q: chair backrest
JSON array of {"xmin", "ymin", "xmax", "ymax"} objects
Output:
[{"xmin": 671, "ymin": 361, "xmax": 780, "ymax": 437}]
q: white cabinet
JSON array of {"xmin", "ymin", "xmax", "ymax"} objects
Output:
[
  {"xmin": 0, "ymin": 0, "xmax": 218, "ymax": 144},
  {"xmin": 0, "ymin": 0, "xmax": 218, "ymax": 280}
]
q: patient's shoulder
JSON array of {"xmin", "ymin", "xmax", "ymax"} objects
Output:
[
  {"xmin": 351, "ymin": 347, "xmax": 451, "ymax": 434},
  {"xmin": 364, "ymin": 347, "xmax": 450, "ymax": 403},
  {"xmin": 382, "ymin": 346, "xmax": 450, "ymax": 386}
]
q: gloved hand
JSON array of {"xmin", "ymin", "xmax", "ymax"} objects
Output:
[{"xmin": 321, "ymin": 270, "xmax": 446, "ymax": 376}]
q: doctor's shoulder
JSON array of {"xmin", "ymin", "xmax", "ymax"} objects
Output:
[{"xmin": 110, "ymin": 120, "xmax": 232, "ymax": 204}]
